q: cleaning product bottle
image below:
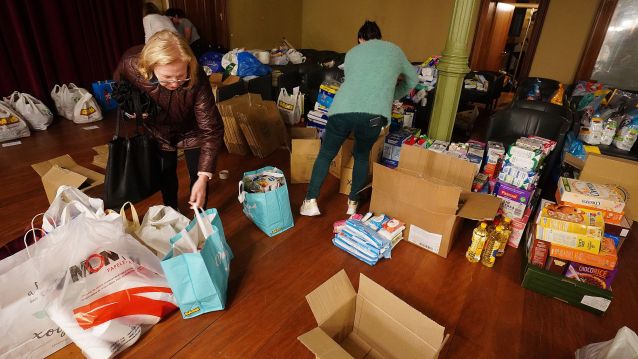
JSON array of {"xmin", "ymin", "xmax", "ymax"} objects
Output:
[
  {"xmin": 496, "ymin": 217, "xmax": 512, "ymax": 257},
  {"xmin": 481, "ymin": 225, "xmax": 503, "ymax": 268},
  {"xmin": 466, "ymin": 222, "xmax": 488, "ymax": 263}
]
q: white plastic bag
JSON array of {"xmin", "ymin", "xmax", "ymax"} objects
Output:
[
  {"xmin": 277, "ymin": 86, "xmax": 303, "ymax": 125},
  {"xmin": 42, "ymin": 185, "xmax": 109, "ymax": 233},
  {"xmin": 136, "ymin": 205, "xmax": 191, "ymax": 258},
  {"xmin": 3, "ymin": 92, "xmax": 53, "ymax": 130},
  {"xmin": 221, "ymin": 48, "xmax": 242, "ymax": 76},
  {"xmin": 72, "ymin": 92, "xmax": 103, "ymax": 124},
  {"xmin": 0, "ymin": 230, "xmax": 72, "ymax": 359},
  {"xmin": 575, "ymin": 326, "xmax": 638, "ymax": 359},
  {"xmin": 35, "ymin": 215, "xmax": 177, "ymax": 359},
  {"xmin": 0, "ymin": 100, "xmax": 30, "ymax": 142},
  {"xmin": 50, "ymin": 84, "xmax": 69, "ymax": 117}
]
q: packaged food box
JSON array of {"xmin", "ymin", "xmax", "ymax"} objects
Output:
[
  {"xmin": 545, "ymin": 257, "xmax": 570, "ymax": 275},
  {"xmin": 535, "ymin": 225, "xmax": 601, "ymax": 254},
  {"xmin": 499, "ymin": 197, "xmax": 526, "ymax": 219},
  {"xmin": 381, "ymin": 131, "xmax": 411, "ymax": 168},
  {"xmin": 550, "ymin": 234, "xmax": 617, "ymax": 270},
  {"xmin": 472, "ymin": 173, "xmax": 489, "ymax": 193},
  {"xmin": 516, "ymin": 136, "xmax": 556, "ymax": 155},
  {"xmin": 557, "ymin": 177, "xmax": 626, "ymax": 220},
  {"xmin": 565, "ymin": 262, "xmax": 618, "ymax": 290},
  {"xmin": 486, "ymin": 141, "xmax": 505, "ymax": 164},
  {"xmin": 506, "ymin": 205, "xmax": 533, "ymax": 248},
  {"xmin": 498, "ymin": 163, "xmax": 539, "ymax": 190},
  {"xmin": 428, "ymin": 140, "xmax": 449, "ymax": 153},
  {"xmin": 504, "ymin": 145, "xmax": 543, "ymax": 171},
  {"xmin": 495, "ymin": 181, "xmax": 535, "ymax": 206},
  {"xmin": 605, "ymin": 215, "xmax": 633, "ymax": 250},
  {"xmin": 529, "ymin": 236, "xmax": 550, "ymax": 268},
  {"xmin": 538, "ymin": 203, "xmax": 604, "ymax": 238}
]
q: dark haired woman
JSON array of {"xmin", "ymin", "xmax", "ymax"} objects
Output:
[
  {"xmin": 142, "ymin": 2, "xmax": 177, "ymax": 43},
  {"xmin": 301, "ymin": 21, "xmax": 417, "ymax": 216}
]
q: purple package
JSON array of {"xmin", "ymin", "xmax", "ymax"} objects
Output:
[
  {"xmin": 495, "ymin": 180, "xmax": 535, "ymax": 206},
  {"xmin": 565, "ymin": 262, "xmax": 618, "ymax": 290}
]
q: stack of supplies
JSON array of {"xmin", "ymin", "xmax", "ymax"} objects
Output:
[
  {"xmin": 527, "ymin": 176, "xmax": 627, "ymax": 291},
  {"xmin": 332, "ymin": 213, "xmax": 405, "ymax": 266},
  {"xmin": 307, "ymin": 81, "xmax": 340, "ymax": 138}
]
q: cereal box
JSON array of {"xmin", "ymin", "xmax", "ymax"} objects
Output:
[
  {"xmin": 557, "ymin": 177, "xmax": 626, "ymax": 215},
  {"xmin": 538, "ymin": 203, "xmax": 604, "ymax": 238},
  {"xmin": 550, "ymin": 235, "xmax": 617, "ymax": 270},
  {"xmin": 565, "ymin": 262, "xmax": 618, "ymax": 290},
  {"xmin": 535, "ymin": 226, "xmax": 601, "ymax": 254}
]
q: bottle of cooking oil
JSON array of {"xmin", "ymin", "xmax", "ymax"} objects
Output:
[
  {"xmin": 466, "ymin": 222, "xmax": 488, "ymax": 263},
  {"xmin": 481, "ymin": 225, "xmax": 503, "ymax": 267},
  {"xmin": 496, "ymin": 217, "xmax": 512, "ymax": 257}
]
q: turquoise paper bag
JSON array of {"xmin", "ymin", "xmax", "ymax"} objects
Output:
[
  {"xmin": 161, "ymin": 208, "xmax": 233, "ymax": 319},
  {"xmin": 238, "ymin": 166, "xmax": 294, "ymax": 237}
]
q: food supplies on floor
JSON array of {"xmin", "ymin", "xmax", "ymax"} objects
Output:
[
  {"xmin": 0, "ymin": 99, "xmax": 30, "ymax": 142},
  {"xmin": 238, "ymin": 167, "xmax": 294, "ymax": 237},
  {"xmin": 51, "ymin": 83, "xmax": 103, "ymax": 124},
  {"xmin": 557, "ymin": 177, "xmax": 626, "ymax": 224},
  {"xmin": 2, "ymin": 91, "xmax": 53, "ymax": 130},
  {"xmin": 332, "ymin": 212, "xmax": 405, "ymax": 266}
]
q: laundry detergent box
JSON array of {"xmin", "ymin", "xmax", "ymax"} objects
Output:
[{"xmin": 557, "ymin": 177, "xmax": 626, "ymax": 220}]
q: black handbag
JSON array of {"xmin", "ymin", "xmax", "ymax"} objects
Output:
[{"xmin": 103, "ymin": 82, "xmax": 161, "ymax": 209}]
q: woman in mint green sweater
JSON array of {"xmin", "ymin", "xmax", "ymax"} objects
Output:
[{"xmin": 301, "ymin": 21, "xmax": 417, "ymax": 217}]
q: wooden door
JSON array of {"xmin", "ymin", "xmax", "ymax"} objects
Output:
[
  {"xmin": 169, "ymin": 0, "xmax": 228, "ymax": 48},
  {"xmin": 484, "ymin": 2, "xmax": 515, "ymax": 71}
]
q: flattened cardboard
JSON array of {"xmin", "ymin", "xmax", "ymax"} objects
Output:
[
  {"xmin": 580, "ymin": 154, "xmax": 638, "ymax": 222},
  {"xmin": 217, "ymin": 95, "xmax": 251, "ymax": 155},
  {"xmin": 31, "ymin": 154, "xmax": 104, "ymax": 203},
  {"xmin": 235, "ymin": 96, "xmax": 287, "ymax": 158},
  {"xmin": 291, "ymin": 127, "xmax": 321, "ymax": 184},
  {"xmin": 299, "ymin": 270, "xmax": 447, "ymax": 359}
]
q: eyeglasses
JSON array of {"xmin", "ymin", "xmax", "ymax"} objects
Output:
[{"xmin": 151, "ymin": 77, "xmax": 191, "ymax": 86}]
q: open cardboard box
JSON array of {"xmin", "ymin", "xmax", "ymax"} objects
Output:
[
  {"xmin": 232, "ymin": 94, "xmax": 287, "ymax": 158},
  {"xmin": 31, "ymin": 154, "xmax": 104, "ymax": 203},
  {"xmin": 291, "ymin": 127, "xmax": 321, "ymax": 184},
  {"xmin": 370, "ymin": 145, "xmax": 501, "ymax": 258},
  {"xmin": 579, "ymin": 153, "xmax": 638, "ymax": 222},
  {"xmin": 330, "ymin": 128, "xmax": 388, "ymax": 179},
  {"xmin": 298, "ymin": 270, "xmax": 448, "ymax": 359},
  {"xmin": 209, "ymin": 73, "xmax": 242, "ymax": 102}
]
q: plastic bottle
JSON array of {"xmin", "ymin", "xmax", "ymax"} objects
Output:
[
  {"xmin": 481, "ymin": 225, "xmax": 503, "ymax": 268},
  {"xmin": 466, "ymin": 222, "xmax": 488, "ymax": 263},
  {"xmin": 496, "ymin": 218, "xmax": 512, "ymax": 257},
  {"xmin": 550, "ymin": 83, "xmax": 565, "ymax": 105}
]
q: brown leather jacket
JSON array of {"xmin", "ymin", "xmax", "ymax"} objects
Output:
[{"xmin": 114, "ymin": 45, "xmax": 224, "ymax": 173}]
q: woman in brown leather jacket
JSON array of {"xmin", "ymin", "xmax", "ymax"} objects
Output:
[{"xmin": 115, "ymin": 30, "xmax": 223, "ymax": 209}]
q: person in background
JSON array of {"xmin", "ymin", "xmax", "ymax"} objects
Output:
[
  {"xmin": 115, "ymin": 31, "xmax": 224, "ymax": 210},
  {"xmin": 165, "ymin": 8, "xmax": 205, "ymax": 57},
  {"xmin": 300, "ymin": 21, "xmax": 417, "ymax": 217},
  {"xmin": 142, "ymin": 3, "xmax": 177, "ymax": 43}
]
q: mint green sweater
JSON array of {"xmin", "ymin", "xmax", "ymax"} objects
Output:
[{"xmin": 328, "ymin": 40, "xmax": 418, "ymax": 120}]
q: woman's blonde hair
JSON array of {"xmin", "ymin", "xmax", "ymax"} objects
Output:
[{"xmin": 138, "ymin": 30, "xmax": 198, "ymax": 89}]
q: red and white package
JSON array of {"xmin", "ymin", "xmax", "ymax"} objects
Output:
[{"xmin": 35, "ymin": 215, "xmax": 177, "ymax": 359}]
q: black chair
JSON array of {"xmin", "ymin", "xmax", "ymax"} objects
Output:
[
  {"xmin": 485, "ymin": 106, "xmax": 572, "ymax": 198},
  {"xmin": 515, "ymin": 77, "xmax": 561, "ymax": 103}
]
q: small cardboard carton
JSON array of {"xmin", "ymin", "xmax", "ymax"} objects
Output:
[
  {"xmin": 291, "ymin": 127, "xmax": 320, "ymax": 184},
  {"xmin": 209, "ymin": 73, "xmax": 242, "ymax": 102},
  {"xmin": 579, "ymin": 154, "xmax": 638, "ymax": 223},
  {"xmin": 330, "ymin": 128, "xmax": 388, "ymax": 179},
  {"xmin": 298, "ymin": 270, "xmax": 448, "ymax": 359},
  {"xmin": 31, "ymin": 154, "xmax": 104, "ymax": 203},
  {"xmin": 335, "ymin": 135, "xmax": 386, "ymax": 195},
  {"xmin": 370, "ymin": 145, "xmax": 501, "ymax": 258}
]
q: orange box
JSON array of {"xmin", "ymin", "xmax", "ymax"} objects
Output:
[
  {"xmin": 549, "ymin": 236, "xmax": 618, "ymax": 270},
  {"xmin": 556, "ymin": 189, "xmax": 624, "ymax": 225}
]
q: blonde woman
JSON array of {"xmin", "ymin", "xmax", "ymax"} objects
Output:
[{"xmin": 115, "ymin": 30, "xmax": 224, "ymax": 209}]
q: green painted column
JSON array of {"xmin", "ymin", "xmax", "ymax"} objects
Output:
[{"xmin": 428, "ymin": 0, "xmax": 479, "ymax": 141}]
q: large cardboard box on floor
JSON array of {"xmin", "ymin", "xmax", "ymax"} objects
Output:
[
  {"xmin": 209, "ymin": 73, "xmax": 243, "ymax": 102},
  {"xmin": 579, "ymin": 153, "xmax": 638, "ymax": 222},
  {"xmin": 370, "ymin": 145, "xmax": 501, "ymax": 258},
  {"xmin": 31, "ymin": 154, "xmax": 105, "ymax": 203},
  {"xmin": 291, "ymin": 127, "xmax": 321, "ymax": 184},
  {"xmin": 234, "ymin": 96, "xmax": 287, "ymax": 158},
  {"xmin": 298, "ymin": 270, "xmax": 448, "ymax": 359}
]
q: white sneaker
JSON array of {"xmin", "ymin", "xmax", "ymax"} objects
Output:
[
  {"xmin": 346, "ymin": 199, "xmax": 358, "ymax": 215},
  {"xmin": 300, "ymin": 198, "xmax": 321, "ymax": 216}
]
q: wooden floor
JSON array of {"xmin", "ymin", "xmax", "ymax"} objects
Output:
[{"xmin": 2, "ymin": 112, "xmax": 637, "ymax": 359}]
